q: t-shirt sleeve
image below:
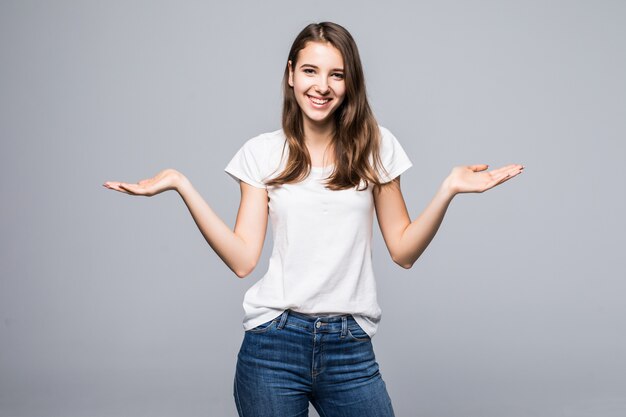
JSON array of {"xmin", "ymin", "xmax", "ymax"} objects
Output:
[
  {"xmin": 377, "ymin": 126, "xmax": 413, "ymax": 183},
  {"xmin": 224, "ymin": 136, "xmax": 268, "ymax": 189}
]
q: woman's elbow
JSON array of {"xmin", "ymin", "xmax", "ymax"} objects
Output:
[
  {"xmin": 234, "ymin": 269, "xmax": 249, "ymax": 279},
  {"xmin": 234, "ymin": 266, "xmax": 252, "ymax": 279},
  {"xmin": 392, "ymin": 255, "xmax": 414, "ymax": 270},
  {"xmin": 234, "ymin": 259, "xmax": 258, "ymax": 279},
  {"xmin": 397, "ymin": 260, "xmax": 414, "ymax": 270}
]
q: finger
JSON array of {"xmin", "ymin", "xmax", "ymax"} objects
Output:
[
  {"xmin": 488, "ymin": 165, "xmax": 514, "ymax": 176},
  {"xmin": 103, "ymin": 181, "xmax": 130, "ymax": 194},
  {"xmin": 501, "ymin": 165, "xmax": 524, "ymax": 179},
  {"xmin": 122, "ymin": 182, "xmax": 155, "ymax": 196},
  {"xmin": 117, "ymin": 182, "xmax": 143, "ymax": 195},
  {"xmin": 468, "ymin": 164, "xmax": 489, "ymax": 172},
  {"xmin": 494, "ymin": 164, "xmax": 524, "ymax": 173},
  {"xmin": 494, "ymin": 175, "xmax": 514, "ymax": 188},
  {"xmin": 489, "ymin": 170, "xmax": 523, "ymax": 189},
  {"xmin": 489, "ymin": 164, "xmax": 523, "ymax": 178}
]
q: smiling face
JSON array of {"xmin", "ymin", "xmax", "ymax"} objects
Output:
[{"xmin": 288, "ymin": 41, "xmax": 346, "ymax": 130}]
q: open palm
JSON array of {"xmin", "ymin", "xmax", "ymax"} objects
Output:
[
  {"xmin": 102, "ymin": 168, "xmax": 182, "ymax": 196},
  {"xmin": 445, "ymin": 164, "xmax": 524, "ymax": 194}
]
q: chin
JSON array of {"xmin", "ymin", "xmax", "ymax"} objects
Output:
[{"xmin": 304, "ymin": 112, "xmax": 336, "ymax": 126}]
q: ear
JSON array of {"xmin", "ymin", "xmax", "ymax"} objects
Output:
[{"xmin": 288, "ymin": 60, "xmax": 294, "ymax": 87}]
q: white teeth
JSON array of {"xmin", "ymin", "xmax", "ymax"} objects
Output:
[{"xmin": 309, "ymin": 96, "xmax": 330, "ymax": 105}]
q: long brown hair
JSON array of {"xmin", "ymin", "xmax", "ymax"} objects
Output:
[{"xmin": 265, "ymin": 22, "xmax": 389, "ymax": 191}]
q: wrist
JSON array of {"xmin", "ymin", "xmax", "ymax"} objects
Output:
[
  {"xmin": 439, "ymin": 176, "xmax": 458, "ymax": 200},
  {"xmin": 173, "ymin": 171, "xmax": 190, "ymax": 194}
]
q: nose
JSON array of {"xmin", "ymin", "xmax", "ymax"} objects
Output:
[{"xmin": 315, "ymin": 76, "xmax": 330, "ymax": 95}]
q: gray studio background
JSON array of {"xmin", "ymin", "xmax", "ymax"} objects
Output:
[{"xmin": 1, "ymin": 1, "xmax": 625, "ymax": 416}]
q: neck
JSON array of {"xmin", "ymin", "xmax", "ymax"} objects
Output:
[{"xmin": 302, "ymin": 118, "xmax": 334, "ymax": 148}]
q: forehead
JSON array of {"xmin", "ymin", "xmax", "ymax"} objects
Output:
[{"xmin": 296, "ymin": 41, "xmax": 344, "ymax": 68}]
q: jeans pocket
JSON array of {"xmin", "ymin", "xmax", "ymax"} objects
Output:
[
  {"xmin": 347, "ymin": 322, "xmax": 371, "ymax": 342},
  {"xmin": 245, "ymin": 318, "xmax": 277, "ymax": 334}
]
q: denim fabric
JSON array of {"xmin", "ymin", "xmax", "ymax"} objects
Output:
[{"xmin": 234, "ymin": 309, "xmax": 395, "ymax": 417}]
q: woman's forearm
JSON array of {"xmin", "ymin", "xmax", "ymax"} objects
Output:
[
  {"xmin": 394, "ymin": 163, "xmax": 523, "ymax": 268},
  {"xmin": 395, "ymin": 182, "xmax": 455, "ymax": 269},
  {"xmin": 175, "ymin": 175, "xmax": 254, "ymax": 278}
]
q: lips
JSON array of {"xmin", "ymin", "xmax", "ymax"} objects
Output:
[{"xmin": 307, "ymin": 95, "xmax": 332, "ymax": 106}]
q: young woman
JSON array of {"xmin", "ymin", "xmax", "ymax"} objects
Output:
[{"xmin": 104, "ymin": 22, "xmax": 523, "ymax": 417}]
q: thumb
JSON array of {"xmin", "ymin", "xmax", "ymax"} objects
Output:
[{"xmin": 468, "ymin": 164, "xmax": 489, "ymax": 172}]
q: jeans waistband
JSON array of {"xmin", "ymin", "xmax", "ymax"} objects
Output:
[{"xmin": 276, "ymin": 309, "xmax": 356, "ymax": 335}]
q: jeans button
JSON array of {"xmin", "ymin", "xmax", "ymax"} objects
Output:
[{"xmin": 316, "ymin": 322, "xmax": 321, "ymax": 328}]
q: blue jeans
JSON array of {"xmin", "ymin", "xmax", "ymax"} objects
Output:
[{"xmin": 234, "ymin": 309, "xmax": 395, "ymax": 417}]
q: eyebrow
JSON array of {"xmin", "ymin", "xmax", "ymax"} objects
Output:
[{"xmin": 299, "ymin": 64, "xmax": 344, "ymax": 72}]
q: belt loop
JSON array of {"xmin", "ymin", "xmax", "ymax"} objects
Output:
[
  {"xmin": 277, "ymin": 309, "xmax": 289, "ymax": 330},
  {"xmin": 341, "ymin": 315, "xmax": 347, "ymax": 338}
]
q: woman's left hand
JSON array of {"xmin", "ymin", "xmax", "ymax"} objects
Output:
[{"xmin": 443, "ymin": 164, "xmax": 524, "ymax": 196}]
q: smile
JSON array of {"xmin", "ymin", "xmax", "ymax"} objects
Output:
[{"xmin": 307, "ymin": 95, "xmax": 332, "ymax": 106}]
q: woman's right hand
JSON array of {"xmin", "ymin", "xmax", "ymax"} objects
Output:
[{"xmin": 103, "ymin": 168, "xmax": 185, "ymax": 196}]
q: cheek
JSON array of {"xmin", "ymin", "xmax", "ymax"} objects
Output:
[
  {"xmin": 335, "ymin": 86, "xmax": 347, "ymax": 102},
  {"xmin": 293, "ymin": 79, "xmax": 311, "ymax": 95},
  {"xmin": 333, "ymin": 80, "xmax": 346, "ymax": 95}
]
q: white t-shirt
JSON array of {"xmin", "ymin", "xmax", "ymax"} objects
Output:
[{"xmin": 224, "ymin": 125, "xmax": 412, "ymax": 338}]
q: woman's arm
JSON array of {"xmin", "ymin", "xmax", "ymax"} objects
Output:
[
  {"xmin": 103, "ymin": 169, "xmax": 268, "ymax": 278},
  {"xmin": 373, "ymin": 164, "xmax": 523, "ymax": 269}
]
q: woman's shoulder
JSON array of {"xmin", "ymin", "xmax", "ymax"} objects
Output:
[
  {"xmin": 236, "ymin": 129, "xmax": 288, "ymax": 172},
  {"xmin": 377, "ymin": 124, "xmax": 391, "ymax": 135},
  {"xmin": 234, "ymin": 129, "xmax": 287, "ymax": 161},
  {"xmin": 373, "ymin": 124, "xmax": 413, "ymax": 181},
  {"xmin": 246, "ymin": 128, "xmax": 287, "ymax": 147},
  {"xmin": 376, "ymin": 124, "xmax": 397, "ymax": 141},
  {"xmin": 225, "ymin": 129, "xmax": 287, "ymax": 184},
  {"xmin": 376, "ymin": 124, "xmax": 403, "ymax": 151}
]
